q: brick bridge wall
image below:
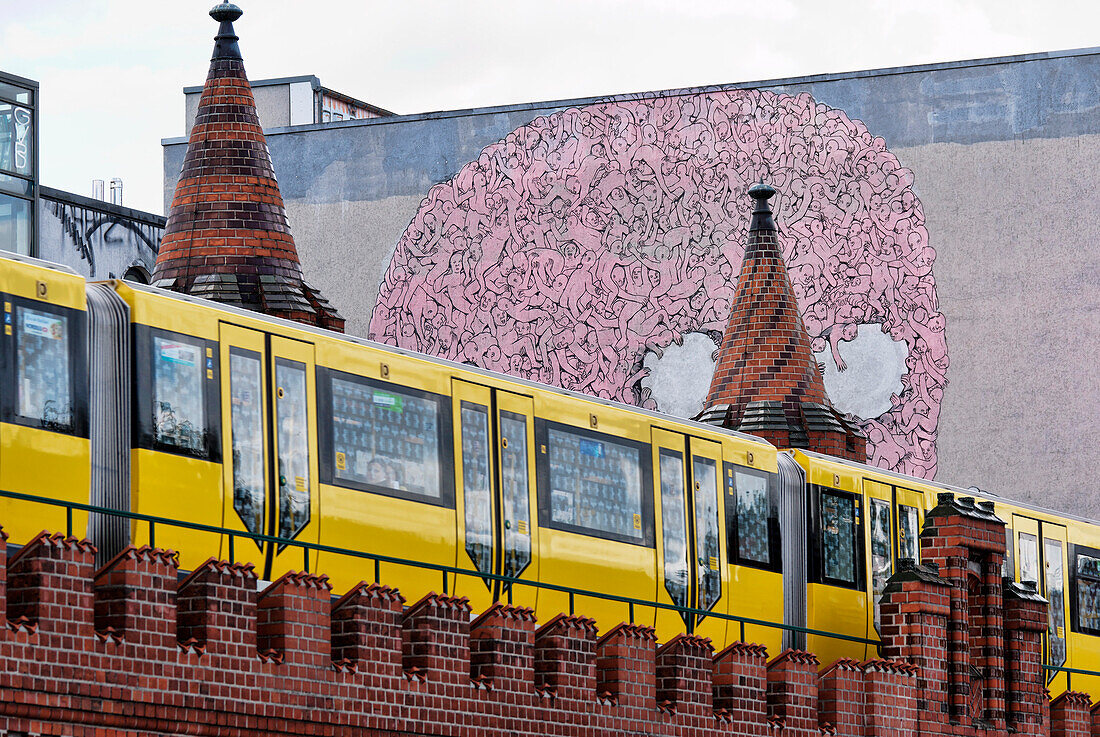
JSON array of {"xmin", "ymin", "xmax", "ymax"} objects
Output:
[{"xmin": 0, "ymin": 493, "xmax": 1095, "ymax": 737}]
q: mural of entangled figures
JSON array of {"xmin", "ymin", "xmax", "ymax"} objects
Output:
[{"xmin": 368, "ymin": 89, "xmax": 948, "ymax": 479}]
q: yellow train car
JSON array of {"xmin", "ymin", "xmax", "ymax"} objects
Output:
[
  {"xmin": 7, "ymin": 253, "xmax": 1100, "ymax": 681},
  {"xmin": 785, "ymin": 449, "xmax": 1100, "ymax": 695},
  {"xmin": 0, "ymin": 255, "xmax": 89, "ymax": 545},
  {"xmin": 96, "ymin": 276, "xmax": 784, "ymax": 653}
]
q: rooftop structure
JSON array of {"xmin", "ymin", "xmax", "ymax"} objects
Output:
[{"xmin": 154, "ymin": 3, "xmax": 343, "ymax": 331}]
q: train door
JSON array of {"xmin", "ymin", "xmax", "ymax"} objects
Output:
[
  {"xmin": 218, "ymin": 323, "xmax": 320, "ymax": 580},
  {"xmin": 863, "ymin": 480, "xmax": 925, "ymax": 655},
  {"xmin": 1013, "ymin": 514, "xmax": 1070, "ymax": 693},
  {"xmin": 652, "ymin": 428, "xmax": 726, "ymax": 641},
  {"xmin": 451, "ymin": 378, "xmax": 539, "ymax": 614}
]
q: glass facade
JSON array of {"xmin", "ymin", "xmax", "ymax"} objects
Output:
[{"xmin": 0, "ymin": 72, "xmax": 35, "ymax": 256}]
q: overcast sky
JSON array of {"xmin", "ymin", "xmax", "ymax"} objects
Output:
[{"xmin": 3, "ymin": 0, "xmax": 1098, "ymax": 215}]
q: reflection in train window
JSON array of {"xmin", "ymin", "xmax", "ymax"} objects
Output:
[
  {"xmin": 500, "ymin": 411, "xmax": 531, "ymax": 579},
  {"xmin": 1019, "ymin": 532, "xmax": 1038, "ymax": 586},
  {"xmin": 869, "ymin": 498, "xmax": 892, "ymax": 628},
  {"xmin": 461, "ymin": 401, "xmax": 493, "ymax": 578},
  {"xmin": 275, "ymin": 359, "xmax": 310, "ymax": 544},
  {"xmin": 542, "ymin": 423, "xmax": 650, "ymax": 544},
  {"xmin": 1046, "ymin": 538, "xmax": 1066, "ymax": 671},
  {"xmin": 659, "ymin": 449, "xmax": 688, "ymax": 610},
  {"xmin": 820, "ymin": 489, "xmax": 858, "ymax": 586},
  {"xmin": 229, "ymin": 348, "xmax": 265, "ymax": 543},
  {"xmin": 898, "ymin": 504, "xmax": 919, "ymax": 562},
  {"xmin": 693, "ymin": 455, "xmax": 721, "ymax": 610},
  {"xmin": 15, "ymin": 305, "xmax": 72, "ymax": 431},
  {"xmin": 1076, "ymin": 551, "xmax": 1100, "ymax": 635},
  {"xmin": 152, "ymin": 334, "xmax": 207, "ymax": 455},
  {"xmin": 328, "ymin": 374, "xmax": 444, "ymax": 501},
  {"xmin": 734, "ymin": 469, "xmax": 770, "ymax": 565}
]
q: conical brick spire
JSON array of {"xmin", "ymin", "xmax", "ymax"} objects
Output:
[
  {"xmin": 697, "ymin": 183, "xmax": 865, "ymax": 461},
  {"xmin": 153, "ymin": 3, "xmax": 343, "ymax": 332}
]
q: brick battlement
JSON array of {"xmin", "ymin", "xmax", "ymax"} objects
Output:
[{"xmin": 0, "ymin": 505, "xmax": 1094, "ymax": 737}]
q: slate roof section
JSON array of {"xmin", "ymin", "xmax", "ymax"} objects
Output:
[
  {"xmin": 153, "ymin": 3, "xmax": 343, "ymax": 333},
  {"xmin": 697, "ymin": 183, "xmax": 865, "ymax": 461}
]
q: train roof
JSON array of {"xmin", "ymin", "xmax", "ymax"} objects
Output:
[
  {"xmin": 108, "ymin": 277, "xmax": 776, "ymax": 451},
  {"xmin": 793, "ymin": 448, "xmax": 1100, "ymax": 529}
]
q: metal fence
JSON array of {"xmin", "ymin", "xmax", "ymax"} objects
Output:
[{"xmin": 3, "ymin": 488, "xmax": 881, "ymax": 649}]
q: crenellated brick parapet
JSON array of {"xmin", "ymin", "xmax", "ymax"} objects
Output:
[{"xmin": 0, "ymin": 512, "xmax": 1085, "ymax": 737}]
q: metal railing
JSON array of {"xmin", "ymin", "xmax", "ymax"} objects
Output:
[
  {"xmin": 2, "ymin": 488, "xmax": 881, "ymax": 650},
  {"xmin": 1043, "ymin": 664, "xmax": 1100, "ymax": 693}
]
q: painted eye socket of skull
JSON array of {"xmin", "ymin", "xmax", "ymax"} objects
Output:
[{"xmin": 371, "ymin": 88, "xmax": 944, "ymax": 480}]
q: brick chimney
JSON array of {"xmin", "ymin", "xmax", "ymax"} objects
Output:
[
  {"xmin": 696, "ymin": 183, "xmax": 865, "ymax": 461},
  {"xmin": 153, "ymin": 3, "xmax": 344, "ymax": 332}
]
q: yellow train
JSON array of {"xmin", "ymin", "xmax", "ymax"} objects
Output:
[{"xmin": 1, "ymin": 252, "xmax": 1095, "ymax": 695}]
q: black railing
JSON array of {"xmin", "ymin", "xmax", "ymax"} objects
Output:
[
  {"xmin": 1043, "ymin": 664, "xmax": 1100, "ymax": 692},
  {"xmin": 4, "ymin": 488, "xmax": 880, "ymax": 649}
]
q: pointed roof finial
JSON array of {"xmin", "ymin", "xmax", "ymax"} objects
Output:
[
  {"xmin": 748, "ymin": 180, "xmax": 776, "ymax": 232},
  {"xmin": 210, "ymin": 3, "xmax": 243, "ymax": 60}
]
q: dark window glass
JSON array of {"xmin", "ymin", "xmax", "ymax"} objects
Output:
[
  {"xmin": 659, "ymin": 449, "xmax": 688, "ymax": 610},
  {"xmin": 821, "ymin": 490, "xmax": 857, "ymax": 585},
  {"xmin": 275, "ymin": 359, "xmax": 310, "ymax": 543},
  {"xmin": 735, "ymin": 469, "xmax": 770, "ymax": 564},
  {"xmin": 15, "ymin": 305, "xmax": 72, "ymax": 430},
  {"xmin": 898, "ymin": 504, "xmax": 919, "ymax": 562},
  {"xmin": 461, "ymin": 401, "xmax": 493, "ymax": 578},
  {"xmin": 546, "ymin": 425, "xmax": 646, "ymax": 543},
  {"xmin": 152, "ymin": 334, "xmax": 208, "ymax": 455},
  {"xmin": 0, "ymin": 103, "xmax": 32, "ymax": 176},
  {"xmin": 1045, "ymin": 538, "xmax": 1066, "ymax": 672},
  {"xmin": 693, "ymin": 455, "xmax": 721, "ymax": 609},
  {"xmin": 500, "ymin": 411, "xmax": 531, "ymax": 579},
  {"xmin": 0, "ymin": 192, "xmax": 30, "ymax": 255},
  {"xmin": 0, "ymin": 81, "xmax": 32, "ymax": 105},
  {"xmin": 229, "ymin": 349, "xmax": 265, "ymax": 544},
  {"xmin": 329, "ymin": 375, "xmax": 443, "ymax": 500},
  {"xmin": 1076, "ymin": 552, "xmax": 1100, "ymax": 634}
]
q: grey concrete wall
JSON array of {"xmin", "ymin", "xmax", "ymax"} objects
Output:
[
  {"xmin": 38, "ymin": 187, "xmax": 161, "ymax": 280},
  {"xmin": 163, "ymin": 47, "xmax": 1100, "ymax": 516}
]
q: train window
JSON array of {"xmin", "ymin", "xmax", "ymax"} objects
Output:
[
  {"xmin": 275, "ymin": 359, "xmax": 310, "ymax": 544},
  {"xmin": 152, "ymin": 334, "xmax": 210, "ymax": 456},
  {"xmin": 818, "ymin": 488, "xmax": 861, "ymax": 588},
  {"xmin": 870, "ymin": 498, "xmax": 892, "ymax": 625},
  {"xmin": 1019, "ymin": 532, "xmax": 1038, "ymax": 585},
  {"xmin": 898, "ymin": 504, "xmax": 919, "ymax": 562},
  {"xmin": 693, "ymin": 455, "xmax": 721, "ymax": 610},
  {"xmin": 317, "ymin": 368, "xmax": 452, "ymax": 506},
  {"xmin": 229, "ymin": 348, "xmax": 265, "ymax": 544},
  {"xmin": 536, "ymin": 420, "xmax": 653, "ymax": 546},
  {"xmin": 500, "ymin": 411, "xmax": 531, "ymax": 579},
  {"xmin": 1046, "ymin": 538, "xmax": 1067, "ymax": 669},
  {"xmin": 728, "ymin": 465, "xmax": 776, "ymax": 568},
  {"xmin": 659, "ymin": 449, "xmax": 689, "ymax": 609},
  {"xmin": 460, "ymin": 401, "xmax": 493, "ymax": 577},
  {"xmin": 14, "ymin": 305, "xmax": 73, "ymax": 431},
  {"xmin": 1074, "ymin": 549, "xmax": 1100, "ymax": 636}
]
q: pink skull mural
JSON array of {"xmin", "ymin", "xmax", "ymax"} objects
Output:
[{"xmin": 369, "ymin": 89, "xmax": 948, "ymax": 478}]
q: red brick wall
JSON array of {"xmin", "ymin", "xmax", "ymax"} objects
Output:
[{"xmin": 0, "ymin": 504, "xmax": 1082, "ymax": 737}]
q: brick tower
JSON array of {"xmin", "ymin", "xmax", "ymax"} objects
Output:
[
  {"xmin": 153, "ymin": 3, "xmax": 343, "ymax": 332},
  {"xmin": 697, "ymin": 183, "xmax": 865, "ymax": 461}
]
